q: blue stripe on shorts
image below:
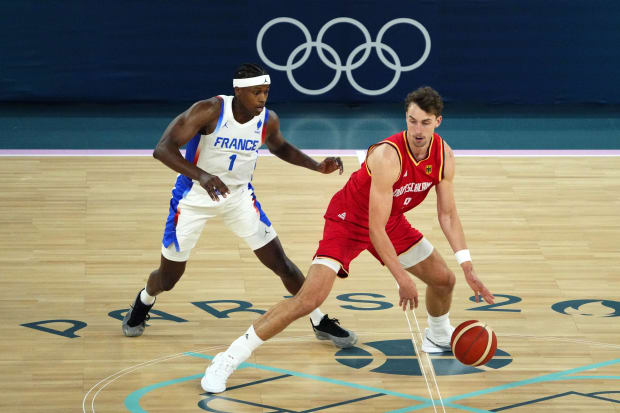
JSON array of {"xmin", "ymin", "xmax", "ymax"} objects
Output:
[
  {"xmin": 162, "ymin": 134, "xmax": 201, "ymax": 251},
  {"xmin": 248, "ymin": 183, "xmax": 271, "ymax": 227}
]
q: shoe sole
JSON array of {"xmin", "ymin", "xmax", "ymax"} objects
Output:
[
  {"xmin": 200, "ymin": 375, "xmax": 225, "ymax": 393},
  {"xmin": 122, "ymin": 308, "xmax": 145, "ymax": 337},
  {"xmin": 421, "ymin": 342, "xmax": 451, "ymax": 353},
  {"xmin": 421, "ymin": 329, "xmax": 451, "ymax": 353},
  {"xmin": 314, "ymin": 330, "xmax": 358, "ymax": 348}
]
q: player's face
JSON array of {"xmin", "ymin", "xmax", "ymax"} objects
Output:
[
  {"xmin": 405, "ymin": 103, "xmax": 442, "ymax": 148},
  {"xmin": 236, "ymin": 85, "xmax": 270, "ymax": 116}
]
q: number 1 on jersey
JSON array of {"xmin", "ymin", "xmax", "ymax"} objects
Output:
[{"xmin": 228, "ymin": 154, "xmax": 237, "ymax": 171}]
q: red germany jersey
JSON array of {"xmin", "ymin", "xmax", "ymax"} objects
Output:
[{"xmin": 325, "ymin": 131, "xmax": 445, "ymax": 229}]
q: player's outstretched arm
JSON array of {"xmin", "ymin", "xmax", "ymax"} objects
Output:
[
  {"xmin": 153, "ymin": 98, "xmax": 230, "ymax": 201},
  {"xmin": 435, "ymin": 142, "xmax": 494, "ymax": 304},
  {"xmin": 367, "ymin": 144, "xmax": 418, "ymax": 310},
  {"xmin": 264, "ymin": 110, "xmax": 343, "ymax": 175}
]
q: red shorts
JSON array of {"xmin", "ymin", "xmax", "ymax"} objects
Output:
[{"xmin": 314, "ymin": 214, "xmax": 423, "ymax": 278}]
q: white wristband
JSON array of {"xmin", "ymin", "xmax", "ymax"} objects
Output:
[{"xmin": 455, "ymin": 249, "xmax": 471, "ymax": 265}]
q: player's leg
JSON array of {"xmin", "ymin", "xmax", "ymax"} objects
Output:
[
  {"xmin": 399, "ymin": 238, "xmax": 456, "ymax": 352},
  {"xmin": 232, "ymin": 185, "xmax": 303, "ymax": 293},
  {"xmin": 230, "ymin": 186, "xmax": 357, "ymax": 348},
  {"xmin": 404, "ymin": 245, "xmax": 455, "ymax": 317},
  {"xmin": 253, "ymin": 236, "xmax": 304, "ymax": 295},
  {"xmin": 253, "ymin": 236, "xmax": 355, "ymax": 347},
  {"xmin": 385, "ymin": 217, "xmax": 456, "ymax": 352},
  {"xmin": 254, "ymin": 263, "xmax": 338, "ymax": 338},
  {"xmin": 122, "ymin": 198, "xmax": 210, "ymax": 337},
  {"xmin": 145, "ymin": 255, "xmax": 187, "ymax": 295},
  {"xmin": 122, "ymin": 255, "xmax": 187, "ymax": 337},
  {"xmin": 201, "ymin": 263, "xmax": 338, "ymax": 393}
]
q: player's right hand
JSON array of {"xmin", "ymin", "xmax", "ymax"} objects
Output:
[
  {"xmin": 463, "ymin": 265, "xmax": 495, "ymax": 304},
  {"xmin": 316, "ymin": 156, "xmax": 344, "ymax": 175},
  {"xmin": 199, "ymin": 172, "xmax": 230, "ymax": 201},
  {"xmin": 397, "ymin": 276, "xmax": 419, "ymax": 310}
]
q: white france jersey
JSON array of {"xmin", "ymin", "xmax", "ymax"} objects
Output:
[
  {"xmin": 161, "ymin": 96, "xmax": 269, "ymax": 249},
  {"xmin": 194, "ymin": 95, "xmax": 268, "ymax": 187}
]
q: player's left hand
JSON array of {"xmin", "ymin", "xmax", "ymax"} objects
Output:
[
  {"xmin": 462, "ymin": 264, "xmax": 495, "ymax": 304},
  {"xmin": 317, "ymin": 157, "xmax": 344, "ymax": 175}
]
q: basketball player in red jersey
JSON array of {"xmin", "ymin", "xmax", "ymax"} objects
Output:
[{"xmin": 202, "ymin": 86, "xmax": 495, "ymax": 393}]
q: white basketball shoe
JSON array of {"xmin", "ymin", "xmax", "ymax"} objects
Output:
[
  {"xmin": 421, "ymin": 326, "xmax": 455, "ymax": 353},
  {"xmin": 201, "ymin": 351, "xmax": 246, "ymax": 393}
]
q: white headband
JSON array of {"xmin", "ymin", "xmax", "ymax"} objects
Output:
[{"xmin": 233, "ymin": 75, "xmax": 271, "ymax": 88}]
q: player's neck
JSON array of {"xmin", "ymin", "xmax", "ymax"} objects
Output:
[
  {"xmin": 406, "ymin": 132, "xmax": 432, "ymax": 161},
  {"xmin": 412, "ymin": 144, "xmax": 430, "ymax": 159},
  {"xmin": 231, "ymin": 98, "xmax": 253, "ymax": 124}
]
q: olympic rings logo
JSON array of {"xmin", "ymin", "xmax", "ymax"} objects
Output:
[{"xmin": 256, "ymin": 17, "xmax": 431, "ymax": 96}]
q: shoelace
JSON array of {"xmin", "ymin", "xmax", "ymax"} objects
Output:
[
  {"xmin": 128, "ymin": 305, "xmax": 150, "ymax": 325},
  {"xmin": 210, "ymin": 355, "xmax": 235, "ymax": 377},
  {"xmin": 326, "ymin": 316, "xmax": 340, "ymax": 325}
]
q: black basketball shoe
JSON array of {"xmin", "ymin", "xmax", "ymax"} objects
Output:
[
  {"xmin": 311, "ymin": 315, "xmax": 357, "ymax": 348},
  {"xmin": 122, "ymin": 289, "xmax": 155, "ymax": 337}
]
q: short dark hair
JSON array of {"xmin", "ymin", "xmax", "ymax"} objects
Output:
[
  {"xmin": 404, "ymin": 86, "xmax": 443, "ymax": 117},
  {"xmin": 234, "ymin": 63, "xmax": 268, "ymax": 79}
]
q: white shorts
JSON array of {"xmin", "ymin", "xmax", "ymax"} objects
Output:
[{"xmin": 161, "ymin": 179, "xmax": 277, "ymax": 262}]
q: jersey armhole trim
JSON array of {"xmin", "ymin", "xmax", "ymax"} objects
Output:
[
  {"xmin": 213, "ymin": 96, "xmax": 225, "ymax": 134},
  {"xmin": 439, "ymin": 138, "xmax": 445, "ymax": 182},
  {"xmin": 365, "ymin": 140, "xmax": 402, "ymax": 180},
  {"xmin": 261, "ymin": 109, "xmax": 270, "ymax": 145}
]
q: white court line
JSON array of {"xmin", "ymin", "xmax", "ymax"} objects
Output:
[
  {"xmin": 82, "ymin": 331, "xmax": 620, "ymax": 412},
  {"xmin": 82, "ymin": 347, "xmax": 219, "ymax": 413},
  {"xmin": 2, "ymin": 149, "xmax": 620, "ymax": 157},
  {"xmin": 83, "ymin": 335, "xmax": 321, "ymax": 413}
]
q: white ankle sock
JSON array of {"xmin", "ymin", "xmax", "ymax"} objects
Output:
[
  {"xmin": 428, "ymin": 313, "xmax": 452, "ymax": 337},
  {"xmin": 140, "ymin": 286, "xmax": 156, "ymax": 305},
  {"xmin": 224, "ymin": 326, "xmax": 263, "ymax": 368},
  {"xmin": 229, "ymin": 325, "xmax": 264, "ymax": 356},
  {"xmin": 309, "ymin": 308, "xmax": 325, "ymax": 326}
]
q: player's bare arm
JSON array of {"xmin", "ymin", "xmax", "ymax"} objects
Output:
[
  {"xmin": 436, "ymin": 142, "xmax": 494, "ymax": 304},
  {"xmin": 367, "ymin": 144, "xmax": 419, "ymax": 310},
  {"xmin": 264, "ymin": 110, "xmax": 343, "ymax": 175},
  {"xmin": 153, "ymin": 98, "xmax": 230, "ymax": 201}
]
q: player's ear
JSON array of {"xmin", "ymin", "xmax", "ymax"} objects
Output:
[{"xmin": 435, "ymin": 115, "xmax": 443, "ymax": 128}]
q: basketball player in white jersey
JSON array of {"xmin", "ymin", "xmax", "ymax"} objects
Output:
[{"xmin": 122, "ymin": 63, "xmax": 357, "ymax": 348}]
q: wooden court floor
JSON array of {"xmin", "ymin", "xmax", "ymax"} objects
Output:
[{"xmin": 1, "ymin": 155, "xmax": 619, "ymax": 412}]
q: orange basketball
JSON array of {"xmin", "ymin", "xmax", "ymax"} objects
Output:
[{"xmin": 450, "ymin": 320, "xmax": 497, "ymax": 366}]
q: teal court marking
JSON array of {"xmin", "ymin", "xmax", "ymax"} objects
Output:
[
  {"xmin": 123, "ymin": 354, "xmax": 250, "ymax": 413},
  {"xmin": 124, "ymin": 352, "xmax": 435, "ymax": 412},
  {"xmin": 186, "ymin": 352, "xmax": 428, "ymax": 402},
  {"xmin": 124, "ymin": 374, "xmax": 202, "ymax": 413},
  {"xmin": 386, "ymin": 358, "xmax": 620, "ymax": 412},
  {"xmin": 562, "ymin": 376, "xmax": 620, "ymax": 380},
  {"xmin": 123, "ymin": 352, "xmax": 620, "ymax": 413}
]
